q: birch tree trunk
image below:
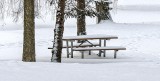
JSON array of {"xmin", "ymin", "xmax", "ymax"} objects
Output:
[
  {"xmin": 51, "ymin": 0, "xmax": 66, "ymax": 63},
  {"xmin": 77, "ymin": 0, "xmax": 86, "ymax": 36},
  {"xmin": 23, "ymin": 0, "xmax": 36, "ymax": 62}
]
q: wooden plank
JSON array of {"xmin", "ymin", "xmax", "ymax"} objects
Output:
[
  {"xmin": 63, "ymin": 43, "xmax": 100, "ymax": 48},
  {"xmin": 73, "ymin": 46, "xmax": 126, "ymax": 51},
  {"xmin": 73, "ymin": 46, "xmax": 126, "ymax": 59},
  {"xmin": 63, "ymin": 43, "xmax": 99, "ymax": 48},
  {"xmin": 48, "ymin": 43, "xmax": 100, "ymax": 49}
]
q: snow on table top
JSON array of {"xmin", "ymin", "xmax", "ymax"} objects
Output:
[{"xmin": 63, "ymin": 34, "xmax": 118, "ymax": 40}]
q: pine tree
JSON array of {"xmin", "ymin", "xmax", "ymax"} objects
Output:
[
  {"xmin": 22, "ymin": 0, "xmax": 36, "ymax": 62},
  {"xmin": 95, "ymin": 0, "xmax": 112, "ymax": 23},
  {"xmin": 77, "ymin": 0, "xmax": 86, "ymax": 36}
]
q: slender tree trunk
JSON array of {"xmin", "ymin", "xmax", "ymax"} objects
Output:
[
  {"xmin": 95, "ymin": 1, "xmax": 111, "ymax": 24},
  {"xmin": 77, "ymin": 0, "xmax": 86, "ymax": 36},
  {"xmin": 95, "ymin": 1, "xmax": 102, "ymax": 24},
  {"xmin": 23, "ymin": 0, "xmax": 36, "ymax": 62},
  {"xmin": 51, "ymin": 0, "xmax": 66, "ymax": 63}
]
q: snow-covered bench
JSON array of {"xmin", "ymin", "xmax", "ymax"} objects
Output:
[
  {"xmin": 48, "ymin": 43, "xmax": 100, "ymax": 49},
  {"xmin": 48, "ymin": 43, "xmax": 100, "ymax": 58},
  {"xmin": 63, "ymin": 43, "xmax": 100, "ymax": 48},
  {"xmin": 72, "ymin": 46, "xmax": 126, "ymax": 59}
]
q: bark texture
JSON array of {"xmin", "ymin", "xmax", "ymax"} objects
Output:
[
  {"xmin": 23, "ymin": 0, "xmax": 36, "ymax": 62},
  {"xmin": 95, "ymin": 1, "xmax": 110, "ymax": 24},
  {"xmin": 51, "ymin": 0, "xmax": 66, "ymax": 62},
  {"xmin": 77, "ymin": 0, "xmax": 86, "ymax": 36}
]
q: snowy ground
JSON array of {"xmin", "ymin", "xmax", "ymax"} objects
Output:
[
  {"xmin": 0, "ymin": 20, "xmax": 160, "ymax": 81},
  {"xmin": 0, "ymin": 0, "xmax": 160, "ymax": 81},
  {"xmin": 111, "ymin": 0, "xmax": 160, "ymax": 23}
]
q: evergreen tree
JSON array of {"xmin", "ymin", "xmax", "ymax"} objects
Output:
[
  {"xmin": 77, "ymin": 0, "xmax": 86, "ymax": 36},
  {"xmin": 22, "ymin": 0, "xmax": 36, "ymax": 62},
  {"xmin": 95, "ymin": 0, "xmax": 112, "ymax": 23}
]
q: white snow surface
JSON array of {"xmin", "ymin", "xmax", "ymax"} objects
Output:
[
  {"xmin": 1, "ymin": 20, "xmax": 160, "ymax": 81},
  {"xmin": 1, "ymin": 0, "xmax": 160, "ymax": 81},
  {"xmin": 110, "ymin": 0, "xmax": 160, "ymax": 23}
]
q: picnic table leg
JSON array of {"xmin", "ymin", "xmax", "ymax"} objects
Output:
[
  {"xmin": 89, "ymin": 50, "xmax": 91, "ymax": 55},
  {"xmin": 99, "ymin": 39, "xmax": 102, "ymax": 57},
  {"xmin": 114, "ymin": 50, "xmax": 118, "ymax": 59},
  {"xmin": 89, "ymin": 46, "xmax": 91, "ymax": 55},
  {"xmin": 71, "ymin": 40, "xmax": 74, "ymax": 58},
  {"xmin": 81, "ymin": 51, "xmax": 84, "ymax": 59},
  {"xmin": 103, "ymin": 39, "xmax": 106, "ymax": 57},
  {"xmin": 66, "ymin": 40, "xmax": 69, "ymax": 58}
]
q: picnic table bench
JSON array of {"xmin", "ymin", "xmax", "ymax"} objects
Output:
[
  {"xmin": 48, "ymin": 42, "xmax": 100, "ymax": 55},
  {"xmin": 48, "ymin": 42, "xmax": 100, "ymax": 49},
  {"xmin": 73, "ymin": 46, "xmax": 126, "ymax": 59}
]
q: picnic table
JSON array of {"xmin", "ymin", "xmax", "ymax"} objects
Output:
[{"xmin": 62, "ymin": 34, "xmax": 120, "ymax": 58}]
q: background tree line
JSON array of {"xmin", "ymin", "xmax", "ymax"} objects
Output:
[{"xmin": 0, "ymin": 0, "xmax": 112, "ymax": 63}]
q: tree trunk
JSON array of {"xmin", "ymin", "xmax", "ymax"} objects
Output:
[
  {"xmin": 95, "ymin": 1, "xmax": 111, "ymax": 24},
  {"xmin": 77, "ymin": 0, "xmax": 86, "ymax": 36},
  {"xmin": 51, "ymin": 0, "xmax": 66, "ymax": 63},
  {"xmin": 23, "ymin": 0, "xmax": 36, "ymax": 62},
  {"xmin": 95, "ymin": 1, "xmax": 102, "ymax": 24}
]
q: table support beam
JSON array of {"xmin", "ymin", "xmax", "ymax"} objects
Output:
[
  {"xmin": 66, "ymin": 40, "xmax": 69, "ymax": 58},
  {"xmin": 99, "ymin": 39, "xmax": 102, "ymax": 57},
  {"xmin": 114, "ymin": 50, "xmax": 118, "ymax": 59},
  {"xmin": 103, "ymin": 39, "xmax": 106, "ymax": 57},
  {"xmin": 71, "ymin": 40, "xmax": 74, "ymax": 58}
]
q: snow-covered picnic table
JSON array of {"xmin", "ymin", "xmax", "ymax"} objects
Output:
[
  {"xmin": 63, "ymin": 34, "xmax": 118, "ymax": 40},
  {"xmin": 62, "ymin": 34, "xmax": 126, "ymax": 58}
]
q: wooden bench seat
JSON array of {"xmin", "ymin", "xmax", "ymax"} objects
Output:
[
  {"xmin": 72, "ymin": 46, "xmax": 126, "ymax": 59},
  {"xmin": 63, "ymin": 43, "xmax": 100, "ymax": 48},
  {"xmin": 48, "ymin": 43, "xmax": 100, "ymax": 49}
]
